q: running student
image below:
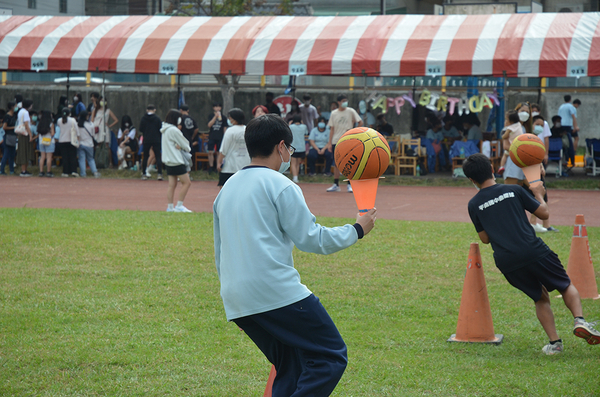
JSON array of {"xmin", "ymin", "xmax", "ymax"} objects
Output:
[
  {"xmin": 213, "ymin": 114, "xmax": 376, "ymax": 395},
  {"xmin": 463, "ymin": 153, "xmax": 600, "ymax": 355}
]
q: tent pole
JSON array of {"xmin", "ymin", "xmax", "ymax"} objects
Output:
[
  {"xmin": 177, "ymin": 74, "xmax": 181, "ymax": 108},
  {"xmin": 495, "ymin": 71, "xmax": 507, "ymax": 139},
  {"xmin": 66, "ymin": 72, "xmax": 70, "ymax": 102},
  {"xmin": 101, "ymin": 71, "xmax": 105, "ymax": 102}
]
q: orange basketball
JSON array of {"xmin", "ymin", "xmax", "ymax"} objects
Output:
[
  {"xmin": 509, "ymin": 133, "xmax": 546, "ymax": 168},
  {"xmin": 334, "ymin": 127, "xmax": 391, "ymax": 180}
]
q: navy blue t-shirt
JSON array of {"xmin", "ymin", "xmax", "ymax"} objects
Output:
[{"xmin": 468, "ymin": 184, "xmax": 550, "ymax": 273}]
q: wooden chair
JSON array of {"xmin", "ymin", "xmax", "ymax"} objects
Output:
[
  {"xmin": 395, "ymin": 138, "xmax": 421, "ymax": 176},
  {"xmin": 386, "ymin": 136, "xmax": 401, "ymax": 174},
  {"xmin": 194, "ymin": 133, "xmax": 210, "ymax": 171}
]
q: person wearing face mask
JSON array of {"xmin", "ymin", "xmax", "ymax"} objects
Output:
[
  {"xmin": 307, "ymin": 116, "xmax": 333, "ymax": 176},
  {"xmin": 326, "ymin": 94, "xmax": 363, "ymax": 192},
  {"xmin": 264, "ymin": 92, "xmax": 281, "ymax": 116},
  {"xmin": 217, "ymin": 108, "xmax": 249, "ymax": 188},
  {"xmin": 139, "ymin": 104, "xmax": 163, "ymax": 181},
  {"xmin": 498, "ymin": 110, "xmax": 522, "ymax": 176},
  {"xmin": 463, "ymin": 153, "xmax": 600, "ymax": 355},
  {"xmin": 161, "ymin": 109, "xmax": 192, "ymax": 213},
  {"xmin": 117, "ymin": 115, "xmax": 138, "ymax": 169},
  {"xmin": 15, "ymin": 99, "xmax": 34, "ymax": 177},
  {"xmin": 299, "ymin": 94, "xmax": 319, "ymax": 131},
  {"xmin": 213, "ymin": 113, "xmax": 377, "ymax": 397},
  {"xmin": 72, "ymin": 93, "xmax": 86, "ymax": 117}
]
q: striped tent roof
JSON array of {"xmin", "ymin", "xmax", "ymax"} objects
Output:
[{"xmin": 0, "ymin": 13, "xmax": 599, "ymax": 77}]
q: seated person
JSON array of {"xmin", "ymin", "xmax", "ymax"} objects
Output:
[
  {"xmin": 550, "ymin": 115, "xmax": 563, "ymax": 138},
  {"xmin": 376, "ymin": 114, "xmax": 394, "ymax": 137},
  {"xmin": 463, "ymin": 113, "xmax": 482, "ymax": 143},
  {"xmin": 307, "ymin": 116, "xmax": 333, "ymax": 176},
  {"xmin": 425, "ymin": 119, "xmax": 446, "ymax": 172},
  {"xmin": 117, "ymin": 115, "xmax": 138, "ymax": 168},
  {"xmin": 441, "ymin": 115, "xmax": 461, "ymax": 139}
]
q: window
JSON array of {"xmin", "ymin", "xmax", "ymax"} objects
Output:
[
  {"xmin": 28, "ymin": 0, "xmax": 36, "ymax": 9},
  {"xmin": 59, "ymin": 0, "xmax": 67, "ymax": 13}
]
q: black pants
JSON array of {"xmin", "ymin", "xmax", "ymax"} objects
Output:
[
  {"xmin": 142, "ymin": 140, "xmax": 162, "ymax": 175},
  {"xmin": 60, "ymin": 142, "xmax": 78, "ymax": 175}
]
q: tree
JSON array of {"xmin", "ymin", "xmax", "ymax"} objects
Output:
[{"xmin": 165, "ymin": 0, "xmax": 295, "ymax": 112}]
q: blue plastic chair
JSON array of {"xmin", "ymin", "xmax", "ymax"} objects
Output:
[
  {"xmin": 547, "ymin": 137, "xmax": 563, "ymax": 177},
  {"xmin": 586, "ymin": 138, "xmax": 600, "ymax": 176}
]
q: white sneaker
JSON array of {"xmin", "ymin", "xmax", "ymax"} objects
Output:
[
  {"xmin": 174, "ymin": 205, "xmax": 192, "ymax": 213},
  {"xmin": 148, "ymin": 165, "xmax": 157, "ymax": 173},
  {"xmin": 326, "ymin": 184, "xmax": 341, "ymax": 192},
  {"xmin": 542, "ymin": 340, "xmax": 563, "ymax": 355},
  {"xmin": 93, "ymin": 172, "xmax": 101, "ymax": 178},
  {"xmin": 166, "ymin": 207, "xmax": 174, "ymax": 212},
  {"xmin": 347, "ymin": 184, "xmax": 353, "ymax": 193},
  {"xmin": 531, "ymin": 223, "xmax": 548, "ymax": 233}
]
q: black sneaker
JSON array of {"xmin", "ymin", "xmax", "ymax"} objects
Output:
[
  {"xmin": 39, "ymin": 172, "xmax": 45, "ymax": 177},
  {"xmin": 20, "ymin": 171, "xmax": 32, "ymax": 177},
  {"xmin": 46, "ymin": 172, "xmax": 54, "ymax": 178}
]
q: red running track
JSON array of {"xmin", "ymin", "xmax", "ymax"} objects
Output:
[{"xmin": 0, "ymin": 177, "xmax": 598, "ymax": 227}]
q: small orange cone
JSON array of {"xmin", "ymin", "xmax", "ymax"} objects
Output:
[
  {"xmin": 448, "ymin": 243, "xmax": 503, "ymax": 344},
  {"xmin": 522, "ymin": 164, "xmax": 543, "ymax": 188},
  {"xmin": 349, "ymin": 178, "xmax": 379, "ymax": 215},
  {"xmin": 566, "ymin": 215, "xmax": 600, "ymax": 300},
  {"xmin": 263, "ymin": 365, "xmax": 276, "ymax": 397}
]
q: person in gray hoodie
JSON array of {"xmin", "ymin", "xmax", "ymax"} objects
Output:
[{"xmin": 161, "ymin": 109, "xmax": 192, "ymax": 213}]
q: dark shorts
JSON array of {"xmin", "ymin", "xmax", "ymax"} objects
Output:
[
  {"xmin": 218, "ymin": 172, "xmax": 234, "ymax": 186},
  {"xmin": 503, "ymin": 251, "xmax": 571, "ymax": 302},
  {"xmin": 207, "ymin": 139, "xmax": 222, "ymax": 152},
  {"xmin": 571, "ymin": 131, "xmax": 579, "ymax": 138},
  {"xmin": 165, "ymin": 164, "xmax": 187, "ymax": 176},
  {"xmin": 291, "ymin": 151, "xmax": 305, "ymax": 159}
]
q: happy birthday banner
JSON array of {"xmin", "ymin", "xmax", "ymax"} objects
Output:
[{"xmin": 365, "ymin": 90, "xmax": 500, "ymax": 116}]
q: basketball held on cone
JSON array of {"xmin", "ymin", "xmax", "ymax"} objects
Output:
[
  {"xmin": 334, "ymin": 127, "xmax": 391, "ymax": 180},
  {"xmin": 509, "ymin": 133, "xmax": 546, "ymax": 168}
]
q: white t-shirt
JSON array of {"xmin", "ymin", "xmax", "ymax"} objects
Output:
[
  {"xmin": 118, "ymin": 127, "xmax": 136, "ymax": 140},
  {"xmin": 17, "ymin": 108, "xmax": 30, "ymax": 126},
  {"xmin": 220, "ymin": 124, "xmax": 250, "ymax": 174},
  {"xmin": 328, "ymin": 107, "xmax": 361, "ymax": 144}
]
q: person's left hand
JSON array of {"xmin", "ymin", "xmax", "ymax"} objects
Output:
[{"xmin": 175, "ymin": 144, "xmax": 181, "ymax": 150}]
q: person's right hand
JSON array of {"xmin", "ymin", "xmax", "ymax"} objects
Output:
[
  {"xmin": 530, "ymin": 183, "xmax": 546, "ymax": 201},
  {"xmin": 356, "ymin": 208, "xmax": 377, "ymax": 236}
]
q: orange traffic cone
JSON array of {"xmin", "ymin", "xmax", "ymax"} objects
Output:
[
  {"xmin": 566, "ymin": 215, "xmax": 600, "ymax": 300},
  {"xmin": 448, "ymin": 243, "xmax": 503, "ymax": 344},
  {"xmin": 522, "ymin": 164, "xmax": 543, "ymax": 188},
  {"xmin": 348, "ymin": 178, "xmax": 379, "ymax": 215},
  {"xmin": 263, "ymin": 365, "xmax": 276, "ymax": 397}
]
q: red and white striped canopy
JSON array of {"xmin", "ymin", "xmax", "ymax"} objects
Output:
[{"xmin": 1, "ymin": 13, "xmax": 599, "ymax": 77}]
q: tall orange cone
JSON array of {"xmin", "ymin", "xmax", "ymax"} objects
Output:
[
  {"xmin": 566, "ymin": 215, "xmax": 600, "ymax": 300},
  {"xmin": 263, "ymin": 365, "xmax": 276, "ymax": 397},
  {"xmin": 348, "ymin": 178, "xmax": 379, "ymax": 215},
  {"xmin": 448, "ymin": 243, "xmax": 503, "ymax": 344}
]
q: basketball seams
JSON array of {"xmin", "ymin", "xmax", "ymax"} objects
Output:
[{"xmin": 334, "ymin": 127, "xmax": 391, "ymax": 180}]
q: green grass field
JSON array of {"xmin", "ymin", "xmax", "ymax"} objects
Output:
[{"xmin": 1, "ymin": 208, "xmax": 599, "ymax": 396}]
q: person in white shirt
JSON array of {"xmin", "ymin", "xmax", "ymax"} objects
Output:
[
  {"xmin": 217, "ymin": 108, "xmax": 250, "ymax": 187},
  {"xmin": 213, "ymin": 113, "xmax": 377, "ymax": 397},
  {"xmin": 161, "ymin": 109, "xmax": 192, "ymax": 213},
  {"xmin": 76, "ymin": 110, "xmax": 100, "ymax": 178},
  {"xmin": 15, "ymin": 99, "xmax": 34, "ymax": 177}
]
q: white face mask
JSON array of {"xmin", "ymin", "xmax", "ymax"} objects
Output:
[
  {"xmin": 518, "ymin": 112, "xmax": 529, "ymax": 122},
  {"xmin": 533, "ymin": 125, "xmax": 544, "ymax": 135},
  {"xmin": 278, "ymin": 145, "xmax": 292, "ymax": 173},
  {"xmin": 341, "ymin": 101, "xmax": 348, "ymax": 109},
  {"xmin": 531, "ymin": 111, "xmax": 540, "ymax": 117},
  {"xmin": 177, "ymin": 117, "xmax": 182, "ymax": 126}
]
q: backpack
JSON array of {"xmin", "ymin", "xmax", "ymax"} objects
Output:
[{"xmin": 95, "ymin": 144, "xmax": 110, "ymax": 169}]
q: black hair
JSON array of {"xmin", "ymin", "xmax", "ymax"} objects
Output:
[
  {"xmin": 573, "ymin": 99, "xmax": 581, "ymax": 106},
  {"xmin": 165, "ymin": 109, "xmax": 181, "ymax": 125},
  {"xmin": 532, "ymin": 115, "xmax": 545, "ymax": 124},
  {"xmin": 96, "ymin": 96, "xmax": 105, "ymax": 109},
  {"xmin": 376, "ymin": 113, "xmax": 386, "ymax": 121},
  {"xmin": 58, "ymin": 95, "xmax": 67, "ymax": 108},
  {"xmin": 14, "ymin": 94, "xmax": 22, "ymax": 103},
  {"xmin": 463, "ymin": 153, "xmax": 494, "ymax": 185},
  {"xmin": 7, "ymin": 101, "xmax": 15, "ymax": 111},
  {"xmin": 531, "ymin": 103, "xmax": 540, "ymax": 111},
  {"xmin": 465, "ymin": 112, "xmax": 481, "ymax": 127},
  {"xmin": 29, "ymin": 110, "xmax": 38, "ymax": 116},
  {"xmin": 317, "ymin": 116, "xmax": 326, "ymax": 123},
  {"xmin": 147, "ymin": 104, "xmax": 156, "ymax": 111},
  {"xmin": 337, "ymin": 94, "xmax": 347, "ymax": 102},
  {"xmin": 431, "ymin": 118, "xmax": 442, "ymax": 127},
  {"xmin": 61, "ymin": 107, "xmax": 70, "ymax": 123},
  {"xmin": 75, "ymin": 93, "xmax": 83, "ymax": 103},
  {"xmin": 78, "ymin": 110, "xmax": 88, "ymax": 127},
  {"xmin": 551, "ymin": 115, "xmax": 561, "ymax": 123},
  {"xmin": 37, "ymin": 110, "xmax": 53, "ymax": 135},
  {"xmin": 507, "ymin": 110, "xmax": 520, "ymax": 124},
  {"xmin": 212, "ymin": 102, "xmax": 222, "ymax": 107},
  {"xmin": 228, "ymin": 108, "xmax": 245, "ymax": 125},
  {"xmin": 121, "ymin": 115, "xmax": 133, "ymax": 131},
  {"xmin": 292, "ymin": 114, "xmax": 302, "ymax": 124},
  {"xmin": 90, "ymin": 92, "xmax": 100, "ymax": 100},
  {"xmin": 180, "ymin": 104, "xmax": 189, "ymax": 111},
  {"xmin": 564, "ymin": 95, "xmax": 571, "ymax": 102},
  {"xmin": 245, "ymin": 114, "xmax": 293, "ymax": 159},
  {"xmin": 266, "ymin": 92, "xmax": 274, "ymax": 98},
  {"xmin": 22, "ymin": 99, "xmax": 33, "ymax": 110},
  {"xmin": 303, "ymin": 94, "xmax": 311, "ymax": 101},
  {"xmin": 290, "ymin": 99, "xmax": 300, "ymax": 110}
]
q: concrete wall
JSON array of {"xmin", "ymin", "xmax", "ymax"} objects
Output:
[{"xmin": 1, "ymin": 85, "xmax": 597, "ymax": 147}]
